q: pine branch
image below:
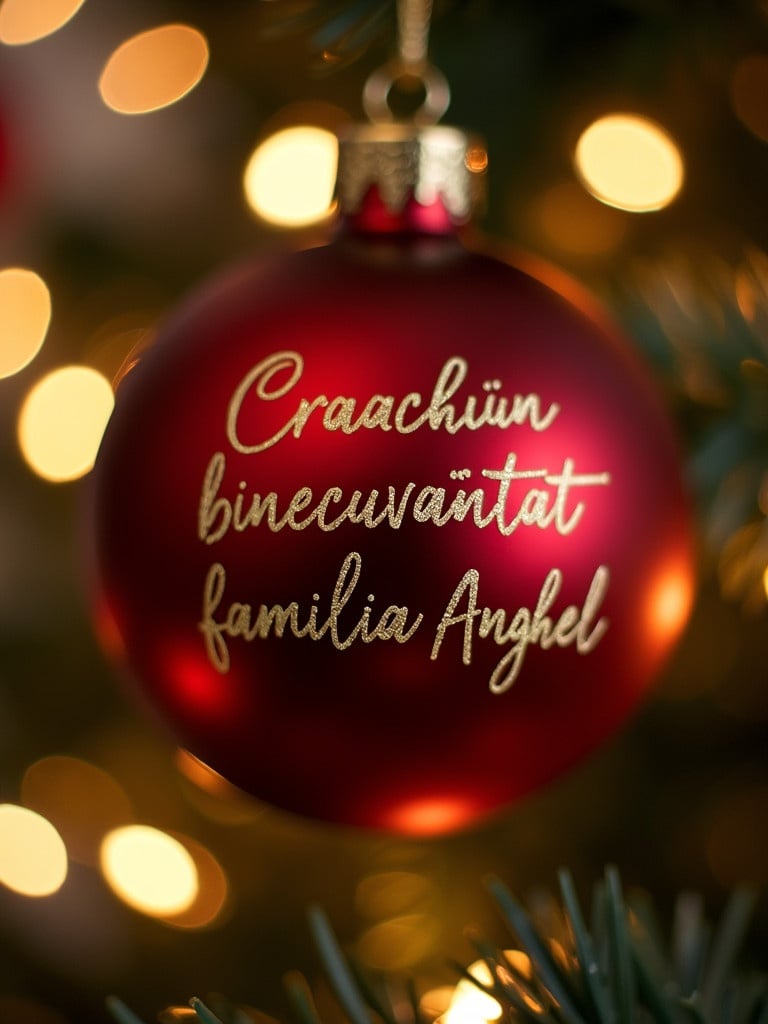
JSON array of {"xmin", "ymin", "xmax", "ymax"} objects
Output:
[{"xmin": 108, "ymin": 868, "xmax": 766, "ymax": 1024}]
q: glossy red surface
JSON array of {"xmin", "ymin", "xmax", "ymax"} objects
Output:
[{"xmin": 91, "ymin": 230, "xmax": 694, "ymax": 833}]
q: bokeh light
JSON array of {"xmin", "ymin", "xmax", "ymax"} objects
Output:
[
  {"xmin": 100, "ymin": 825, "xmax": 198, "ymax": 917},
  {"xmin": 243, "ymin": 126, "xmax": 338, "ymax": 227},
  {"xmin": 0, "ymin": 268, "xmax": 51, "ymax": 379},
  {"xmin": 574, "ymin": 114, "xmax": 684, "ymax": 212},
  {"xmin": 356, "ymin": 913, "xmax": 440, "ymax": 970},
  {"xmin": 0, "ymin": 0, "xmax": 86, "ymax": 45},
  {"xmin": 159, "ymin": 833, "xmax": 229, "ymax": 930},
  {"xmin": 730, "ymin": 55, "xmax": 768, "ymax": 143},
  {"xmin": 533, "ymin": 182, "xmax": 627, "ymax": 255},
  {"xmin": 419, "ymin": 987, "xmax": 455, "ymax": 1022},
  {"xmin": 99, "ymin": 24, "xmax": 209, "ymax": 115},
  {"xmin": 497, "ymin": 951, "xmax": 543, "ymax": 1012},
  {"xmin": 0, "ymin": 804, "xmax": 68, "ymax": 897},
  {"xmin": 502, "ymin": 950, "xmax": 532, "ymax": 979},
  {"xmin": 718, "ymin": 522, "xmax": 768, "ymax": 612},
  {"xmin": 356, "ymin": 870, "xmax": 434, "ymax": 919},
  {"xmin": 17, "ymin": 365, "xmax": 114, "ymax": 482},
  {"xmin": 445, "ymin": 961, "xmax": 502, "ymax": 1024},
  {"xmin": 22, "ymin": 755, "xmax": 133, "ymax": 866}
]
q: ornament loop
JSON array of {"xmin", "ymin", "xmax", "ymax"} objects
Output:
[
  {"xmin": 397, "ymin": 0, "xmax": 433, "ymax": 68},
  {"xmin": 363, "ymin": 61, "xmax": 450, "ymax": 125}
]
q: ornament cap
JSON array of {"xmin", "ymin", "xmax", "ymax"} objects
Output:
[{"xmin": 336, "ymin": 122, "xmax": 487, "ymax": 231}]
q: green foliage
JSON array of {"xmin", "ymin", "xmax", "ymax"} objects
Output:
[{"xmin": 109, "ymin": 868, "xmax": 765, "ymax": 1024}]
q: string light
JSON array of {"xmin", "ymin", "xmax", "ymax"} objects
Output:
[
  {"xmin": 0, "ymin": 804, "xmax": 68, "ymax": 897},
  {"xmin": 0, "ymin": 0, "xmax": 86, "ymax": 45},
  {"xmin": 243, "ymin": 126, "xmax": 338, "ymax": 227},
  {"xmin": 574, "ymin": 114, "xmax": 684, "ymax": 212},
  {"xmin": 0, "ymin": 268, "xmax": 52, "ymax": 379},
  {"xmin": 17, "ymin": 365, "xmax": 114, "ymax": 482},
  {"xmin": 445, "ymin": 961, "xmax": 503, "ymax": 1024},
  {"xmin": 99, "ymin": 25, "xmax": 209, "ymax": 115}
]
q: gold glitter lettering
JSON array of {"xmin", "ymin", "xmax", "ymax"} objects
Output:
[
  {"xmin": 199, "ymin": 553, "xmax": 424, "ymax": 673},
  {"xmin": 198, "ymin": 452, "xmax": 611, "ymax": 543},
  {"xmin": 226, "ymin": 352, "xmax": 561, "ymax": 455},
  {"xmin": 430, "ymin": 566, "xmax": 610, "ymax": 694}
]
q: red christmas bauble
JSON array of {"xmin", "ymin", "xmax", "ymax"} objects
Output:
[{"xmin": 91, "ymin": 174, "xmax": 694, "ymax": 834}]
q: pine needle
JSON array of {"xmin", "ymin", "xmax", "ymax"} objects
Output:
[
  {"xmin": 106, "ymin": 997, "xmax": 150, "ymax": 1024},
  {"xmin": 107, "ymin": 870, "xmax": 767, "ymax": 1024}
]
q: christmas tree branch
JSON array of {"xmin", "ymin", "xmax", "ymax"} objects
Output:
[{"xmin": 108, "ymin": 869, "xmax": 767, "ymax": 1024}]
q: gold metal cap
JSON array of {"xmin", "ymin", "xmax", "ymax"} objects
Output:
[{"xmin": 336, "ymin": 122, "xmax": 487, "ymax": 223}]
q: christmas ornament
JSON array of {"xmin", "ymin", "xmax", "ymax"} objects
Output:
[{"xmin": 90, "ymin": 3, "xmax": 695, "ymax": 834}]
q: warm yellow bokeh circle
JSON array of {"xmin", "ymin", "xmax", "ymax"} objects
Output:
[
  {"xmin": 575, "ymin": 113, "xmax": 684, "ymax": 212},
  {"xmin": 243, "ymin": 126, "xmax": 338, "ymax": 227},
  {"xmin": 18, "ymin": 366, "xmax": 114, "ymax": 482},
  {"xmin": 0, "ymin": 804, "xmax": 68, "ymax": 897}
]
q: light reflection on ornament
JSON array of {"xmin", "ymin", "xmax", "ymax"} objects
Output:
[
  {"xmin": 644, "ymin": 559, "xmax": 695, "ymax": 655},
  {"xmin": 18, "ymin": 366, "xmax": 114, "ymax": 482},
  {"xmin": 176, "ymin": 749, "xmax": 239, "ymax": 797},
  {"xmin": 0, "ymin": 0, "xmax": 86, "ymax": 45},
  {"xmin": 176, "ymin": 750, "xmax": 263, "ymax": 826},
  {"xmin": 0, "ymin": 268, "xmax": 51, "ymax": 379},
  {"xmin": 164, "ymin": 645, "xmax": 241, "ymax": 718},
  {"xmin": 99, "ymin": 25, "xmax": 209, "ymax": 115},
  {"xmin": 100, "ymin": 825, "xmax": 198, "ymax": 917},
  {"xmin": 465, "ymin": 146, "xmax": 489, "ymax": 173},
  {"xmin": 574, "ymin": 114, "xmax": 684, "ymax": 212},
  {"xmin": 384, "ymin": 797, "xmax": 479, "ymax": 836},
  {"xmin": 243, "ymin": 126, "xmax": 338, "ymax": 227},
  {"xmin": 0, "ymin": 804, "xmax": 68, "ymax": 897}
]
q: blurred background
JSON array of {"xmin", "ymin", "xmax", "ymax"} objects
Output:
[{"xmin": 0, "ymin": 1, "xmax": 767, "ymax": 1022}]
